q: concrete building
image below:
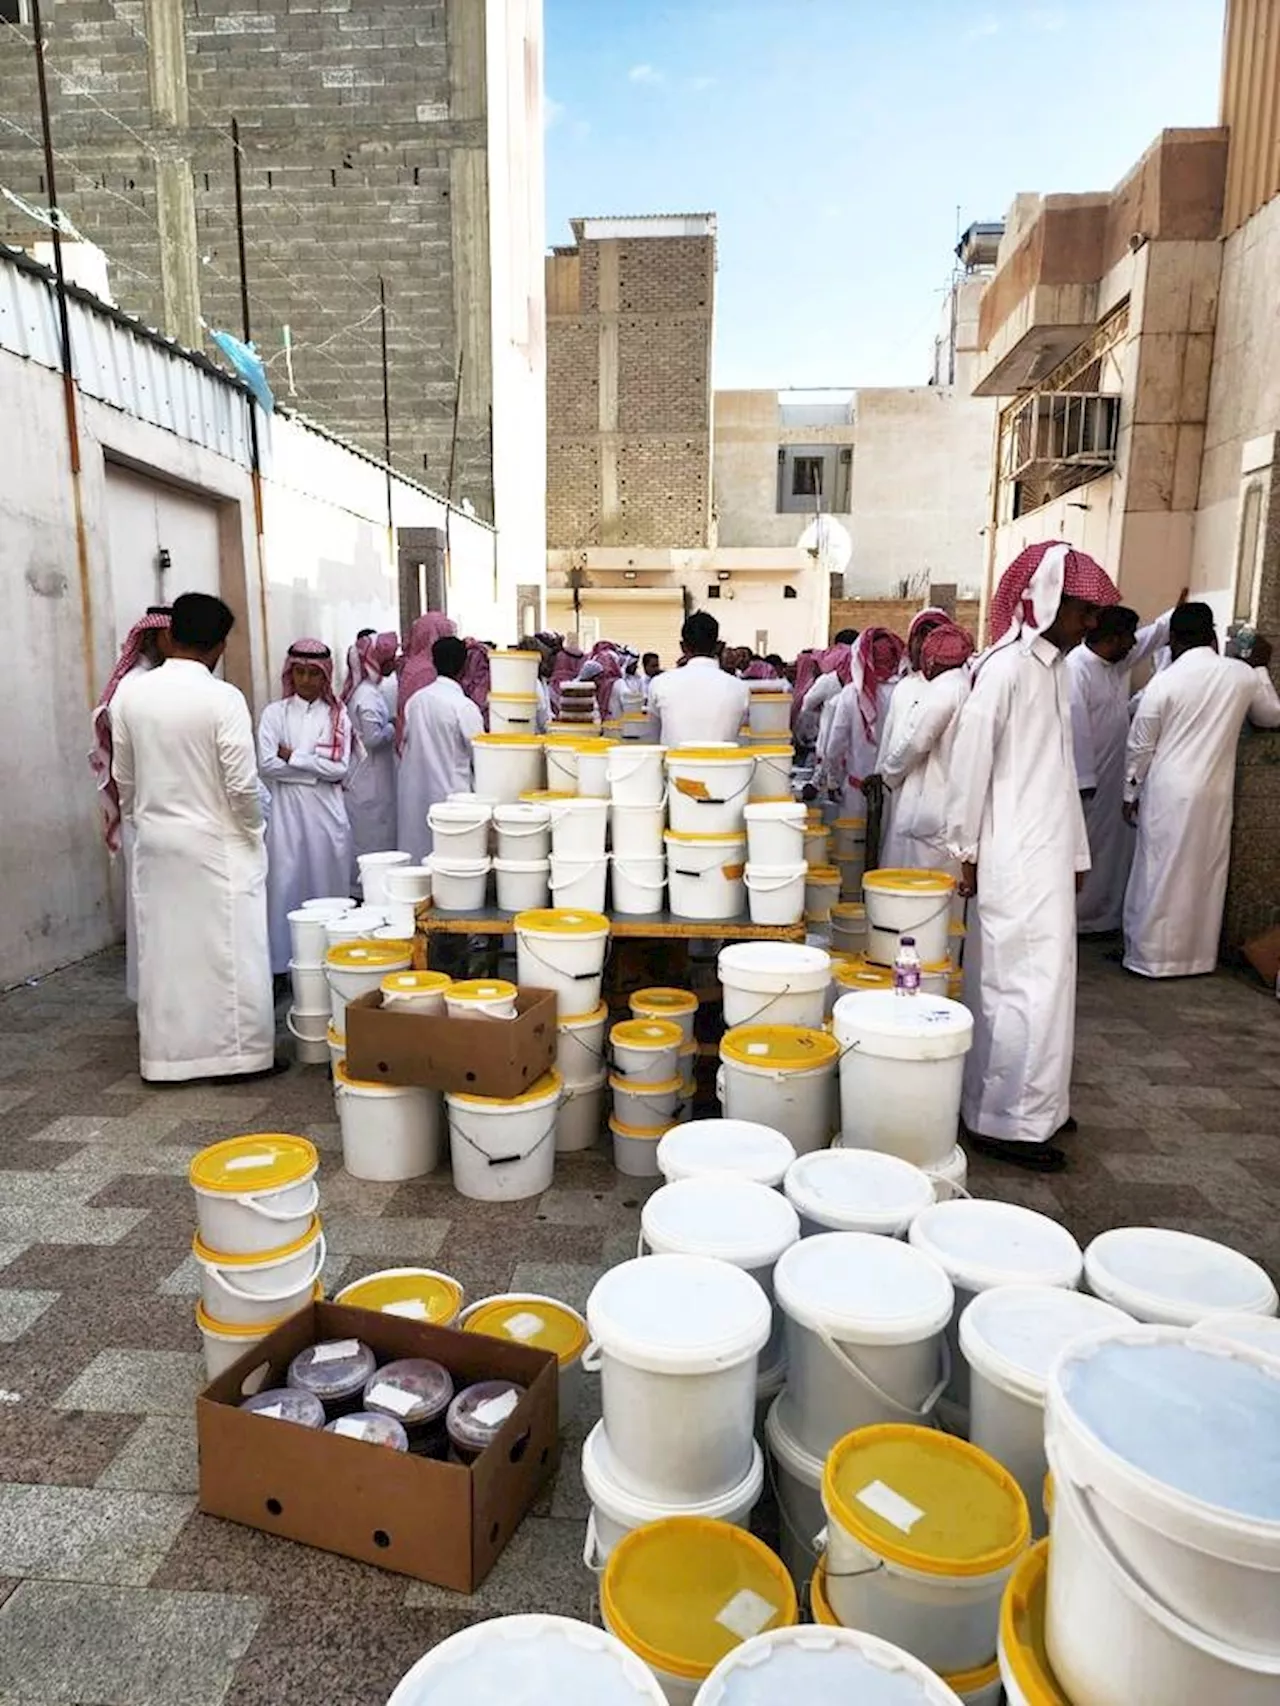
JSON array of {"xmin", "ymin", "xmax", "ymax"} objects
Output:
[
  {"xmin": 0, "ymin": 239, "xmax": 497, "ymax": 987},
  {"xmin": 0, "ymin": 0, "xmax": 546, "ymax": 625}
]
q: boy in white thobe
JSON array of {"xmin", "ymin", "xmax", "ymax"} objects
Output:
[
  {"xmin": 112, "ymin": 593, "xmax": 275, "ymax": 1082},
  {"xmin": 947, "ymin": 541, "xmax": 1120, "ymax": 1173},
  {"xmin": 341, "ymin": 630, "xmax": 399, "ymax": 874},
  {"xmin": 873, "ymin": 609, "xmax": 949, "ymax": 865},
  {"xmin": 819, "ymin": 628, "xmax": 905, "ymax": 820},
  {"xmin": 260, "ymin": 640, "xmax": 354, "ymax": 974},
  {"xmin": 1123, "ymin": 607, "xmax": 1280, "ymax": 978},
  {"xmin": 648, "ymin": 612, "xmax": 750, "ymax": 748},
  {"xmin": 397, "ymin": 634, "xmax": 485, "ymax": 864},
  {"xmin": 879, "ymin": 621, "xmax": 974, "ymax": 872},
  {"xmin": 1067, "ymin": 599, "xmax": 1176, "ymax": 934}
]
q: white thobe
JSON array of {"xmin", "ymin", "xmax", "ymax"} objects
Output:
[
  {"xmin": 112, "ymin": 659, "xmax": 274, "ymax": 1081},
  {"xmin": 608, "ymin": 676, "xmax": 646, "ymax": 721},
  {"xmin": 1067, "ymin": 614, "xmax": 1171, "ymax": 934},
  {"xmin": 881, "ymin": 668, "xmax": 970, "ymax": 873},
  {"xmin": 947, "ymin": 635, "xmax": 1090, "ymax": 1145},
  {"xmin": 259, "ymin": 697, "xmax": 354, "ymax": 973},
  {"xmin": 875, "ymin": 673, "xmax": 927, "ymax": 867},
  {"xmin": 117, "ymin": 658, "xmax": 157, "ymax": 1003},
  {"xmin": 799, "ymin": 671, "xmax": 842, "ymax": 756},
  {"xmin": 344, "ymin": 680, "xmax": 398, "ymax": 874},
  {"xmin": 380, "ymin": 673, "xmax": 399, "ymax": 720},
  {"xmin": 1123, "ymin": 650, "xmax": 1280, "ymax": 977},
  {"xmin": 534, "ymin": 676, "xmax": 552, "ymax": 734},
  {"xmin": 822, "ymin": 679, "xmax": 896, "ymax": 815},
  {"xmin": 396, "ymin": 678, "xmax": 485, "ymax": 864},
  {"xmin": 648, "ymin": 657, "xmax": 750, "ymax": 748}
]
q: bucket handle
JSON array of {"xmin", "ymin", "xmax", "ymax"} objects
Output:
[
  {"xmin": 816, "ymin": 1326, "xmax": 951, "ymax": 1426},
  {"xmin": 764, "ymin": 1437, "xmax": 830, "ymax": 1566},
  {"xmin": 745, "ymin": 869, "xmax": 806, "ymax": 893},
  {"xmin": 688, "ymin": 775, "xmax": 754, "ymax": 811},
  {"xmin": 873, "ymin": 896, "xmax": 952, "ymax": 938},
  {"xmin": 614, "ymin": 867, "xmax": 667, "ymax": 891},
  {"xmin": 448, "ymin": 1117, "xmax": 557, "ymax": 1170},
  {"xmin": 497, "ymin": 818, "xmax": 550, "ymax": 840},
  {"xmin": 233, "ymin": 1177, "xmax": 320, "ymax": 1221},
  {"xmin": 205, "ymin": 1231, "xmax": 326, "ymax": 1304},
  {"xmin": 583, "ymin": 1510, "xmax": 605, "ymax": 1574},
  {"xmin": 581, "ymin": 1340, "xmax": 604, "ymax": 1374},
  {"xmin": 519, "ymin": 935, "xmax": 604, "ymax": 984},
  {"xmin": 285, "ymin": 1011, "xmax": 327, "ymax": 1043}
]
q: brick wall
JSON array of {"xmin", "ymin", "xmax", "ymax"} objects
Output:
[
  {"xmin": 830, "ymin": 598, "xmax": 982, "ymax": 642},
  {"xmin": 0, "ymin": 0, "xmax": 491, "ymax": 514}
]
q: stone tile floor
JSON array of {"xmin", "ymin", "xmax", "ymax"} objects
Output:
[{"xmin": 0, "ymin": 941, "xmax": 1276, "ymax": 1703}]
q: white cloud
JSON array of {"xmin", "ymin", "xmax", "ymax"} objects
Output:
[
  {"xmin": 544, "ymin": 96, "xmax": 566, "ymax": 129},
  {"xmin": 628, "ymin": 62, "xmax": 664, "ymax": 84},
  {"xmin": 965, "ymin": 11, "xmax": 1000, "ymax": 37},
  {"xmin": 1026, "ymin": 6, "xmax": 1066, "ymax": 28},
  {"xmin": 688, "ymin": 74, "xmax": 717, "ymax": 91}
]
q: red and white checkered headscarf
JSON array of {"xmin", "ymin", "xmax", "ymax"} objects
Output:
[
  {"xmin": 395, "ymin": 612, "xmax": 458, "ymax": 750},
  {"xmin": 283, "ymin": 639, "xmax": 348, "ymax": 761},
  {"xmin": 849, "ymin": 627, "xmax": 906, "ymax": 741},
  {"xmin": 89, "ymin": 609, "xmax": 171, "ymax": 853},
  {"xmin": 920, "ymin": 621, "xmax": 976, "ymax": 679},
  {"xmin": 906, "ymin": 607, "xmax": 950, "ymax": 668},
  {"xmin": 341, "ymin": 630, "xmax": 398, "ymax": 704},
  {"xmin": 986, "ymin": 541, "xmax": 1120, "ymax": 652}
]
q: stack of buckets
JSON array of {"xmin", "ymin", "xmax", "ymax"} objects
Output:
[
  {"xmin": 716, "ymin": 942, "xmax": 838, "ymax": 1156},
  {"xmin": 285, "ymin": 899, "xmax": 351, "ymax": 1064},
  {"xmin": 333, "ymin": 970, "xmax": 450, "ymax": 1183},
  {"xmin": 609, "ymin": 1015, "xmax": 685, "ymax": 1177},
  {"xmin": 188, "ymin": 1132, "xmax": 325, "ymax": 1379}
]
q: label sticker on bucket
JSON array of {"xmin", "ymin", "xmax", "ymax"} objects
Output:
[
  {"xmin": 745, "ymin": 1043, "xmax": 770, "ymax": 1056},
  {"xmin": 333, "ymin": 1416, "xmax": 367, "ymax": 1438},
  {"xmin": 384, "ymin": 1298, "xmax": 429, "ymax": 1321},
  {"xmin": 254, "ymin": 1403, "xmax": 284, "ymax": 1419},
  {"xmin": 312, "ymin": 1339, "xmax": 360, "ymax": 1364},
  {"xmin": 473, "ymin": 1388, "xmax": 520, "ymax": 1427},
  {"xmin": 856, "ymin": 1479, "xmax": 926, "ymax": 1534},
  {"xmin": 715, "ymin": 1589, "xmax": 782, "ymax": 1642},
  {"xmin": 223, "ymin": 1152, "xmax": 275, "ymax": 1172},
  {"xmin": 502, "ymin": 1311, "xmax": 546, "ymax": 1341},
  {"xmin": 366, "ymin": 1382, "xmax": 419, "ymax": 1417},
  {"xmin": 676, "ymin": 779, "xmax": 711, "ymax": 800}
]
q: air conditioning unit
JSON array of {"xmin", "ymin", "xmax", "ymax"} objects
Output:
[{"xmin": 1010, "ymin": 393, "xmax": 1120, "ymax": 478}]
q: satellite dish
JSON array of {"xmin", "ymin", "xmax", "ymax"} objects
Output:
[{"xmin": 797, "ymin": 515, "xmax": 852, "ymax": 577}]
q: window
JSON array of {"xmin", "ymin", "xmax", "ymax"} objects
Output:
[
  {"xmin": 776, "ymin": 444, "xmax": 852, "ymax": 514},
  {"xmin": 0, "ymin": 0, "xmax": 32, "ymax": 23},
  {"xmin": 792, "ymin": 456, "xmax": 824, "ymax": 498},
  {"xmin": 1234, "ymin": 482, "xmax": 1264, "ymax": 623}
]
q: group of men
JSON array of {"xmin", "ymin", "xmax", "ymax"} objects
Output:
[{"xmin": 94, "ymin": 557, "xmax": 1280, "ymax": 1174}]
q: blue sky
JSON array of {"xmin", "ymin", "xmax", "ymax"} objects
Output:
[{"xmin": 544, "ymin": 0, "xmax": 1225, "ymax": 388}]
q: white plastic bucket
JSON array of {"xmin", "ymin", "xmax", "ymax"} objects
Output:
[
  {"xmin": 744, "ymin": 864, "xmax": 807, "ymax": 926},
  {"xmin": 665, "ymin": 748, "xmax": 756, "ymax": 835},
  {"xmin": 445, "ymin": 1072, "xmax": 562, "ymax": 1202},
  {"xmin": 612, "ymin": 1018, "xmax": 684, "ymax": 1084},
  {"xmin": 612, "ymin": 854, "xmax": 666, "ymax": 917},
  {"xmin": 610, "ymin": 802, "xmax": 667, "ymax": 859},
  {"xmin": 909, "ymin": 1199, "xmax": 1083, "ymax": 1419},
  {"xmin": 611, "ymin": 1114, "xmax": 671, "ymax": 1178},
  {"xmin": 471, "ymin": 734, "xmax": 545, "ymax": 804},
  {"xmin": 810, "ymin": 1569, "xmax": 1006, "ymax": 1704},
  {"xmin": 784, "ymin": 1147, "xmax": 935, "ymax": 1239},
  {"xmin": 384, "ymin": 1614, "xmax": 668, "ymax": 1706},
  {"xmin": 832, "ymin": 991, "xmax": 974, "ymax": 1168},
  {"xmin": 607, "ymin": 744, "xmax": 666, "ymax": 807},
  {"xmin": 334, "ymin": 1063, "xmax": 442, "ymax": 1180},
  {"xmin": 631, "ymin": 988, "xmax": 699, "ymax": 1046},
  {"xmin": 830, "ymin": 903, "xmax": 867, "ymax": 956},
  {"xmin": 302, "ymin": 895, "xmax": 353, "ymax": 915},
  {"xmin": 774, "ymin": 1231, "xmax": 954, "ymax": 1460},
  {"xmin": 863, "ymin": 869, "xmax": 955, "ymax": 968},
  {"xmin": 1046, "ymin": 1326, "xmax": 1280, "ymax": 1659},
  {"xmin": 748, "ymin": 693, "xmax": 792, "ymax": 738},
  {"xmin": 358, "ymin": 850, "xmax": 411, "ymax": 906},
  {"xmin": 576, "ymin": 744, "xmax": 613, "ymax": 799},
  {"xmin": 382, "ymin": 864, "xmax": 433, "ymax": 904},
  {"xmin": 428, "ymin": 855, "xmax": 490, "ymax": 912},
  {"xmin": 326, "ymin": 1023, "xmax": 343, "ymax": 1074},
  {"xmin": 581, "ymin": 1419, "xmax": 763, "ymax": 1570},
  {"xmin": 549, "ymin": 797, "xmax": 609, "ymax": 858},
  {"xmin": 695, "ymin": 1624, "xmax": 965, "ymax": 1706},
  {"xmin": 803, "ymin": 827, "xmax": 832, "ymax": 867},
  {"xmin": 459, "ymin": 1291, "xmax": 588, "ymax": 1423},
  {"xmin": 666, "ymin": 832, "xmax": 746, "ymax": 922},
  {"xmin": 961, "ymin": 1284, "xmax": 1135, "ymax": 1538},
  {"xmin": 190, "ymin": 1136, "xmax": 320, "ymax": 1257},
  {"xmin": 557, "ymin": 1071, "xmax": 607, "ymax": 1152},
  {"xmin": 493, "ymin": 856, "xmax": 550, "ymax": 913},
  {"xmin": 289, "ymin": 961, "xmax": 329, "ymax": 1012},
  {"xmin": 326, "ymin": 941, "xmax": 413, "ymax": 1035},
  {"xmin": 489, "ymin": 692, "xmax": 540, "ymax": 734},
  {"xmin": 557, "ymin": 1000, "xmax": 609, "ymax": 1086},
  {"xmin": 720, "ymin": 1027, "xmax": 839, "ymax": 1158},
  {"xmin": 750, "ymin": 745, "xmax": 794, "ymax": 802},
  {"xmin": 611, "ymin": 1076, "xmax": 682, "ymax": 1128},
  {"xmin": 719, "ymin": 943, "xmax": 831, "ymax": 1030},
  {"xmin": 514, "ymin": 907, "xmax": 610, "ymax": 1018},
  {"xmin": 195, "ymin": 1302, "xmax": 301, "ymax": 1381},
  {"xmin": 1045, "ymin": 1435, "xmax": 1280, "ymax": 1706},
  {"xmin": 804, "ymin": 868, "xmax": 841, "ymax": 924},
  {"xmin": 487, "ymin": 650, "xmax": 541, "ymax": 698},
  {"xmin": 325, "ymin": 907, "xmax": 388, "ymax": 945},
  {"xmin": 287, "ymin": 1010, "xmax": 331, "ymax": 1064},
  {"xmin": 380, "ymin": 970, "xmax": 451, "ymax": 1015},
  {"xmin": 765, "ymin": 1394, "xmax": 827, "ymax": 1586},
  {"xmin": 1190, "ymin": 1312, "xmax": 1280, "ymax": 1358},
  {"xmin": 427, "ymin": 801, "xmax": 492, "ymax": 862},
  {"xmin": 549, "ymin": 852, "xmax": 608, "ymax": 913},
  {"xmin": 744, "ymin": 802, "xmax": 806, "ymax": 866},
  {"xmin": 492, "ymin": 802, "xmax": 552, "ymax": 862},
  {"xmin": 194, "ymin": 1218, "xmax": 325, "ymax": 1326},
  {"xmin": 832, "ymin": 817, "xmax": 867, "ymax": 864},
  {"xmin": 922, "ymin": 1143, "xmax": 968, "ymax": 1202},
  {"xmin": 544, "ymin": 739, "xmax": 582, "ymax": 794},
  {"xmin": 444, "ymin": 979, "xmax": 519, "ymax": 1021},
  {"xmin": 1083, "ymin": 1226, "xmax": 1279, "ymax": 1326},
  {"xmin": 657, "ymin": 1118, "xmax": 796, "ymax": 1189},
  {"xmin": 584, "ymin": 1253, "xmax": 772, "ymax": 1504},
  {"xmin": 287, "ymin": 909, "xmax": 332, "ymax": 967}
]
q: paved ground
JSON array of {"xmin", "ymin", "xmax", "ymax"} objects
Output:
[{"xmin": 0, "ymin": 940, "xmax": 1276, "ymax": 1704}]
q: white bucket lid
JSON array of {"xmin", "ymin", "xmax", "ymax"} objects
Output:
[
  {"xmin": 586, "ymin": 1253, "xmax": 772, "ymax": 1375},
  {"xmin": 428, "ymin": 799, "xmax": 492, "ymax": 824},
  {"xmin": 784, "ymin": 1149, "xmax": 935, "ymax": 1235},
  {"xmin": 832, "ymin": 990, "xmax": 973, "ymax": 1060},
  {"xmin": 1190, "ymin": 1312, "xmax": 1280, "ymax": 1358},
  {"xmin": 1048, "ymin": 1327, "xmax": 1280, "ymax": 1533},
  {"xmin": 493, "ymin": 857, "xmax": 551, "ymax": 873},
  {"xmin": 718, "ymin": 942, "xmax": 831, "ymax": 993},
  {"xmin": 774, "ymin": 1231, "xmax": 953, "ymax": 1344},
  {"xmin": 581, "ymin": 1419, "xmax": 764, "ymax": 1530},
  {"xmin": 642, "ymin": 1177, "xmax": 800, "ymax": 1270},
  {"xmin": 656, "ymin": 1119, "xmax": 796, "ymax": 1187},
  {"xmin": 909, "ymin": 1200, "xmax": 1083, "ymax": 1295},
  {"xmin": 959, "ymin": 1284, "xmax": 1135, "ymax": 1404},
  {"xmin": 428, "ymin": 855, "xmax": 492, "ymax": 874},
  {"xmin": 385, "ymin": 1614, "xmax": 667, "ymax": 1706},
  {"xmin": 763, "ymin": 1393, "xmax": 823, "ymax": 1486},
  {"xmin": 493, "ymin": 802, "xmax": 551, "ymax": 826},
  {"xmin": 744, "ymin": 801, "xmax": 806, "ymax": 823},
  {"xmin": 694, "ymin": 1625, "xmax": 963, "ymax": 1706},
  {"xmin": 358, "ymin": 850, "xmax": 410, "ymax": 867},
  {"xmin": 1084, "ymin": 1227, "xmax": 1279, "ymax": 1326}
]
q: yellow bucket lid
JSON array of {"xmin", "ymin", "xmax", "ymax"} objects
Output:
[
  {"xmin": 831, "ymin": 901, "xmax": 866, "ymax": 919},
  {"xmin": 611, "ymin": 1018, "xmax": 684, "ymax": 1051},
  {"xmin": 809, "ymin": 1567, "xmax": 998, "ymax": 1692},
  {"xmin": 751, "ymin": 744, "xmax": 795, "ymax": 756},
  {"xmin": 546, "ymin": 734, "xmax": 614, "ymax": 752},
  {"xmin": 326, "ymin": 940, "xmax": 413, "ymax": 970},
  {"xmin": 824, "ymin": 1424, "xmax": 1030, "ymax": 1579},
  {"xmin": 807, "ymin": 866, "xmax": 840, "ymax": 883},
  {"xmin": 335, "ymin": 1267, "xmax": 463, "ymax": 1323},
  {"xmin": 189, "ymin": 1133, "xmax": 317, "ymax": 1195},
  {"xmin": 845, "ymin": 950, "xmax": 951, "ymax": 978},
  {"xmin": 193, "ymin": 1214, "xmax": 321, "ymax": 1267},
  {"xmin": 721, "ymin": 1026, "xmax": 840, "ymax": 1071},
  {"xmin": 519, "ymin": 789, "xmax": 575, "ymax": 803},
  {"xmin": 862, "ymin": 868, "xmax": 955, "ymax": 895},
  {"xmin": 462, "ymin": 1294, "xmax": 589, "ymax": 1365},
  {"xmin": 749, "ymin": 692, "xmax": 791, "ymax": 701},
  {"xmin": 602, "ymin": 1516, "xmax": 797, "ymax": 1681},
  {"xmin": 608, "ymin": 1114, "xmax": 672, "ymax": 1139},
  {"xmin": 196, "ymin": 1284, "xmax": 322, "ymax": 1337},
  {"xmin": 835, "ymin": 961, "xmax": 893, "ymax": 991},
  {"xmin": 665, "ymin": 747, "xmax": 755, "ymax": 762},
  {"xmin": 632, "ymin": 987, "xmax": 699, "ymax": 1018},
  {"xmin": 663, "ymin": 829, "xmax": 746, "ymax": 845},
  {"xmin": 448, "ymin": 1068, "xmax": 562, "ymax": 1108},
  {"xmin": 334, "ymin": 1059, "xmax": 405, "ymax": 1089},
  {"xmin": 833, "ymin": 816, "xmax": 867, "ymax": 829},
  {"xmin": 749, "ymin": 795, "xmax": 794, "ymax": 805},
  {"xmin": 489, "ymin": 649, "xmax": 542, "ymax": 661},
  {"xmin": 381, "ymin": 970, "xmax": 452, "ymax": 996},
  {"xmin": 1000, "ymin": 1540, "xmax": 1071, "ymax": 1705},
  {"xmin": 514, "ymin": 907, "xmax": 609, "ymax": 935},
  {"xmin": 609, "ymin": 1073, "xmax": 683, "ymax": 1096},
  {"xmin": 473, "ymin": 732, "xmax": 544, "ymax": 748},
  {"xmin": 559, "ymin": 998, "xmax": 609, "ymax": 1029},
  {"xmin": 447, "ymin": 978, "xmax": 518, "ymax": 1003},
  {"xmin": 489, "ymin": 691, "xmax": 538, "ymax": 704}
]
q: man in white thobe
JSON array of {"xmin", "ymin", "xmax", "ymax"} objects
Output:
[
  {"xmin": 872, "ymin": 610, "xmax": 950, "ymax": 863},
  {"xmin": 1123, "ymin": 606, "xmax": 1280, "ymax": 978},
  {"xmin": 1067, "ymin": 599, "xmax": 1176, "ymax": 934},
  {"xmin": 397, "ymin": 633, "xmax": 485, "ymax": 864},
  {"xmin": 648, "ymin": 612, "xmax": 750, "ymax": 747},
  {"xmin": 947, "ymin": 541, "xmax": 1120, "ymax": 1171},
  {"xmin": 111, "ymin": 593, "xmax": 275, "ymax": 1082},
  {"xmin": 819, "ymin": 628, "xmax": 905, "ymax": 820},
  {"xmin": 880, "ymin": 621, "xmax": 974, "ymax": 872},
  {"xmin": 260, "ymin": 640, "xmax": 354, "ymax": 974},
  {"xmin": 341, "ymin": 629, "xmax": 399, "ymax": 876}
]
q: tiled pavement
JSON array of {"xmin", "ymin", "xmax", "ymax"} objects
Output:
[{"xmin": 0, "ymin": 942, "xmax": 1277, "ymax": 1704}]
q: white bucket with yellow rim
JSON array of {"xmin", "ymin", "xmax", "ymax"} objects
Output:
[
  {"xmin": 445, "ymin": 977, "xmax": 518, "ymax": 1021},
  {"xmin": 609, "ymin": 1112, "xmax": 673, "ymax": 1178},
  {"xmin": 665, "ymin": 746, "xmax": 756, "ymax": 835},
  {"xmin": 488, "ymin": 691, "xmax": 539, "ymax": 733},
  {"xmin": 557, "ymin": 1070, "xmax": 608, "ymax": 1152},
  {"xmin": 863, "ymin": 868, "xmax": 955, "ymax": 968},
  {"xmin": 514, "ymin": 907, "xmax": 610, "ymax": 1017},
  {"xmin": 750, "ymin": 743, "xmax": 795, "ymax": 801},
  {"xmin": 607, "ymin": 743, "xmax": 666, "ymax": 808},
  {"xmin": 189, "ymin": 1133, "xmax": 319, "ymax": 1256},
  {"xmin": 610, "ymin": 1074, "xmax": 683, "ymax": 1129},
  {"xmin": 487, "ymin": 648, "xmax": 541, "ymax": 698},
  {"xmin": 630, "ymin": 986, "xmax": 698, "ymax": 1045},
  {"xmin": 335, "ymin": 1266, "xmax": 464, "ymax": 1325},
  {"xmin": 830, "ymin": 900, "xmax": 867, "ymax": 954},
  {"xmin": 334, "ymin": 1061, "xmax": 442, "ymax": 1180},
  {"xmin": 720, "ymin": 1025, "xmax": 839, "ymax": 1157},
  {"xmin": 611, "ymin": 1017, "xmax": 684, "ymax": 1084},
  {"xmin": 832, "ymin": 816, "xmax": 867, "ymax": 864},
  {"xmin": 196, "ymin": 1288, "xmax": 323, "ymax": 1381},
  {"xmin": 445, "ymin": 1070, "xmax": 563, "ymax": 1202},
  {"xmin": 471, "ymin": 732, "xmax": 545, "ymax": 803},
  {"xmin": 461, "ymin": 1290, "xmax": 590, "ymax": 1421},
  {"xmin": 193, "ymin": 1216, "xmax": 326, "ymax": 1326},
  {"xmin": 805, "ymin": 866, "xmax": 841, "ymax": 923},
  {"xmin": 747, "ymin": 693, "xmax": 793, "ymax": 740},
  {"xmin": 380, "ymin": 969, "xmax": 451, "ymax": 1015},
  {"xmin": 665, "ymin": 829, "xmax": 747, "ymax": 922},
  {"xmin": 326, "ymin": 939, "xmax": 413, "ymax": 1035},
  {"xmin": 557, "ymin": 999, "xmax": 609, "ymax": 1086}
]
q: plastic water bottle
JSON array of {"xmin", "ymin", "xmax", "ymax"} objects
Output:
[{"xmin": 894, "ymin": 935, "xmax": 921, "ymax": 997}]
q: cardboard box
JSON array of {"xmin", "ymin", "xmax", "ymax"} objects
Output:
[
  {"xmin": 1242, "ymin": 924, "xmax": 1280, "ymax": 989},
  {"xmin": 197, "ymin": 1301, "xmax": 558, "ymax": 1590},
  {"xmin": 344, "ymin": 987, "xmax": 556, "ymax": 1097}
]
